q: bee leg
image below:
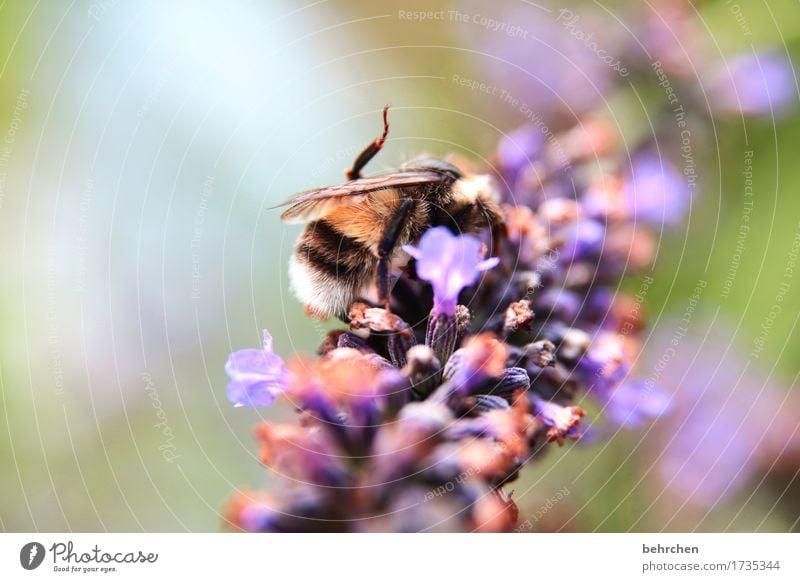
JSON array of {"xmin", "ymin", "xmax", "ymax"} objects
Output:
[
  {"xmin": 491, "ymin": 221, "xmax": 506, "ymax": 258},
  {"xmin": 376, "ymin": 197, "xmax": 414, "ymax": 311},
  {"xmin": 376, "ymin": 257, "xmax": 392, "ymax": 311},
  {"xmin": 492, "ymin": 222, "xmax": 512, "ymax": 277},
  {"xmin": 346, "ymin": 106, "xmax": 390, "ymax": 180}
]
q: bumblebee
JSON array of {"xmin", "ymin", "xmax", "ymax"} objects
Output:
[{"xmin": 277, "ymin": 107, "xmax": 502, "ymax": 319}]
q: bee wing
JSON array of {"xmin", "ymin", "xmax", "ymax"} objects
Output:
[{"xmin": 276, "ymin": 170, "xmax": 447, "ymax": 224}]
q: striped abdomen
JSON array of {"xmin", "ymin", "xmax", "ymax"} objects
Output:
[{"xmin": 289, "ymin": 218, "xmax": 379, "ymax": 318}]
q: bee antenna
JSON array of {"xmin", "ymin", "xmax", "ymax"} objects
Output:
[
  {"xmin": 346, "ymin": 106, "xmax": 392, "ymax": 181},
  {"xmin": 378, "ymin": 105, "xmax": 390, "ymax": 147}
]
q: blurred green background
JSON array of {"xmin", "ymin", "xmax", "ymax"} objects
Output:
[{"xmin": 1, "ymin": 0, "xmax": 799, "ymax": 532}]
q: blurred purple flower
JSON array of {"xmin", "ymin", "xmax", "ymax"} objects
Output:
[
  {"xmin": 707, "ymin": 52, "xmax": 796, "ymax": 116},
  {"xmin": 575, "ymin": 333, "xmax": 627, "ymax": 388},
  {"xmin": 571, "ymin": 333, "xmax": 670, "ymax": 428},
  {"xmin": 560, "ymin": 218, "xmax": 606, "ymax": 260},
  {"xmin": 535, "ymin": 289, "xmax": 582, "ymax": 321},
  {"xmin": 441, "ymin": 333, "xmax": 509, "ymax": 397},
  {"xmin": 239, "ymin": 502, "xmax": 278, "ymax": 532},
  {"xmin": 623, "ymin": 151, "xmax": 688, "ymax": 225},
  {"xmin": 639, "ymin": 2, "xmax": 708, "ymax": 79},
  {"xmin": 461, "ymin": 3, "xmax": 618, "ymax": 119},
  {"xmin": 225, "ymin": 329, "xmax": 289, "ymax": 407},
  {"xmin": 532, "ymin": 396, "xmax": 585, "ymax": 445},
  {"xmin": 582, "ymin": 287, "xmax": 615, "ymax": 323},
  {"xmin": 404, "ymin": 226, "xmax": 499, "ymax": 317},
  {"xmin": 497, "ymin": 124, "xmax": 547, "ymax": 184},
  {"xmin": 648, "ymin": 321, "xmax": 788, "ymax": 507},
  {"xmin": 602, "ymin": 380, "xmax": 672, "ymax": 428}
]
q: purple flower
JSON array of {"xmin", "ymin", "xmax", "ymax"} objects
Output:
[
  {"xmin": 575, "ymin": 333, "xmax": 626, "ymax": 386},
  {"xmin": 460, "ymin": 2, "xmax": 618, "ymax": 119},
  {"xmin": 496, "ymin": 124, "xmax": 546, "ymax": 184},
  {"xmin": 531, "ymin": 396, "xmax": 585, "ymax": 446},
  {"xmin": 440, "ymin": 333, "xmax": 509, "ymax": 397},
  {"xmin": 602, "ymin": 380, "xmax": 672, "ymax": 428},
  {"xmin": 623, "ymin": 151, "xmax": 688, "ymax": 226},
  {"xmin": 534, "ymin": 289, "xmax": 582, "ymax": 321},
  {"xmin": 574, "ymin": 333, "xmax": 671, "ymax": 428},
  {"xmin": 646, "ymin": 322, "xmax": 789, "ymax": 508},
  {"xmin": 560, "ymin": 218, "xmax": 606, "ymax": 260},
  {"xmin": 707, "ymin": 52, "xmax": 796, "ymax": 116},
  {"xmin": 239, "ymin": 502, "xmax": 278, "ymax": 532},
  {"xmin": 582, "ymin": 288, "xmax": 615, "ymax": 324},
  {"xmin": 225, "ymin": 329, "xmax": 289, "ymax": 407},
  {"xmin": 403, "ymin": 227, "xmax": 499, "ymax": 317}
]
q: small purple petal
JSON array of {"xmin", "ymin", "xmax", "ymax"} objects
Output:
[
  {"xmin": 582, "ymin": 288, "xmax": 615, "ymax": 323},
  {"xmin": 531, "ymin": 396, "xmax": 585, "ymax": 445},
  {"xmin": 402, "ymin": 245, "xmax": 421, "ymax": 260},
  {"xmin": 225, "ymin": 330, "xmax": 289, "ymax": 408},
  {"xmin": 560, "ymin": 219, "xmax": 606, "ymax": 260},
  {"xmin": 239, "ymin": 503, "xmax": 277, "ymax": 532},
  {"xmin": 496, "ymin": 124, "xmax": 546, "ymax": 180},
  {"xmin": 262, "ymin": 329, "xmax": 275, "ymax": 352},
  {"xmin": 708, "ymin": 52, "xmax": 796, "ymax": 116},
  {"xmin": 604, "ymin": 380, "xmax": 673, "ymax": 428},
  {"xmin": 623, "ymin": 151, "xmax": 688, "ymax": 225},
  {"xmin": 535, "ymin": 289, "xmax": 582, "ymax": 321},
  {"xmin": 575, "ymin": 335, "xmax": 629, "ymax": 392},
  {"xmin": 405, "ymin": 227, "xmax": 498, "ymax": 317},
  {"xmin": 477, "ymin": 257, "xmax": 500, "ymax": 271},
  {"xmin": 226, "ymin": 379, "xmax": 284, "ymax": 408},
  {"xmin": 225, "ymin": 349, "xmax": 282, "ymax": 381}
]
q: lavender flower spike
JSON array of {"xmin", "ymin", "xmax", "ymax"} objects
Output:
[
  {"xmin": 225, "ymin": 329, "xmax": 289, "ymax": 408},
  {"xmin": 403, "ymin": 226, "xmax": 499, "ymax": 317}
]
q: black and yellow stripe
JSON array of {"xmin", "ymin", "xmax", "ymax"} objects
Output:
[{"xmin": 296, "ymin": 219, "xmax": 375, "ymax": 282}]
